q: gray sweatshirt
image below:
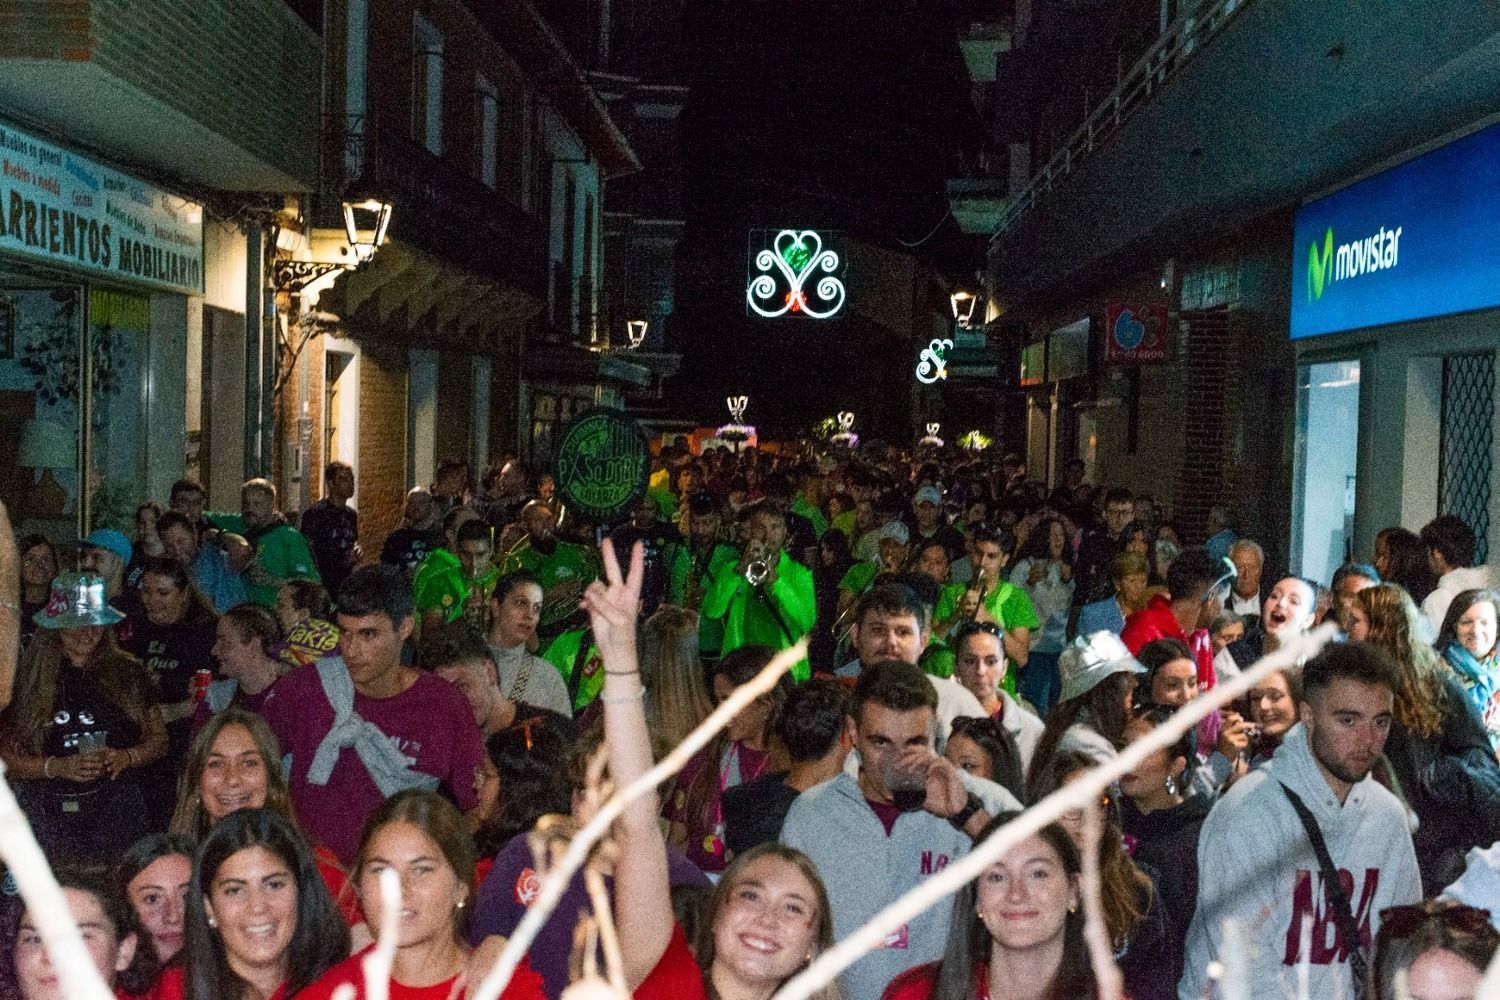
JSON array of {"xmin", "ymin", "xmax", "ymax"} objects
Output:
[
  {"xmin": 781, "ymin": 771, "xmax": 973, "ymax": 1000},
  {"xmin": 1179, "ymin": 723, "xmax": 1421, "ymax": 999}
]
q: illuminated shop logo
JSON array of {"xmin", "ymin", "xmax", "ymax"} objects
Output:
[
  {"xmin": 746, "ymin": 229, "xmax": 847, "ymax": 319},
  {"xmin": 1306, "ymin": 224, "xmax": 1402, "ymax": 302}
]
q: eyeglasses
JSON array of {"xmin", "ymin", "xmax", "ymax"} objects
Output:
[{"xmin": 1379, "ymin": 902, "xmax": 1495, "ymax": 940}]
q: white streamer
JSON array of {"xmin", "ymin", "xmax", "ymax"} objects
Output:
[{"xmin": 0, "ymin": 766, "xmax": 113, "ymax": 1000}]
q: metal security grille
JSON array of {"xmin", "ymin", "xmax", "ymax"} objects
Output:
[{"xmin": 1440, "ymin": 354, "xmax": 1495, "ymax": 564}]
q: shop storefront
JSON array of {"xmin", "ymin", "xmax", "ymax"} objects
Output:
[
  {"xmin": 0, "ymin": 119, "xmax": 201, "ymax": 541},
  {"xmin": 1290, "ymin": 119, "xmax": 1500, "ymax": 582}
]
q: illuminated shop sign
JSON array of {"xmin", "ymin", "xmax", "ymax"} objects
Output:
[{"xmin": 1291, "ymin": 121, "xmax": 1500, "ymax": 340}]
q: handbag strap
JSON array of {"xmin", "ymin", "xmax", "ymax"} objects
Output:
[{"xmin": 1279, "ymin": 782, "xmax": 1370, "ymax": 973}]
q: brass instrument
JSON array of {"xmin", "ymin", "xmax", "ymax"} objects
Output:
[
  {"xmin": 745, "ymin": 542, "xmax": 771, "ymax": 586},
  {"xmin": 949, "ymin": 567, "xmax": 989, "ymax": 633}
]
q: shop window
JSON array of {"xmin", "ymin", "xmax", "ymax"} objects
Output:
[
  {"xmin": 1, "ymin": 280, "xmax": 83, "ymax": 542},
  {"xmin": 1440, "ymin": 354, "xmax": 1494, "ymax": 563},
  {"xmin": 87, "ymin": 289, "xmax": 151, "ymax": 531},
  {"xmin": 1293, "ymin": 359, "xmax": 1360, "ymax": 585}
]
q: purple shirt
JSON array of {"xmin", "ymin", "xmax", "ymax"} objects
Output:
[
  {"xmin": 261, "ymin": 661, "xmax": 486, "ymax": 864},
  {"xmin": 470, "ymin": 831, "xmax": 710, "ymax": 1000}
]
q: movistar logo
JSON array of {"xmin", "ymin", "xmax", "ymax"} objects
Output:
[
  {"xmin": 1307, "ymin": 224, "xmax": 1403, "ymax": 303},
  {"xmin": 1308, "ymin": 227, "xmax": 1333, "ymax": 302}
]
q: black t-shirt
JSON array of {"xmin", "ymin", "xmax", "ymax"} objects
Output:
[
  {"xmin": 301, "ymin": 499, "xmax": 360, "ymax": 596},
  {"xmin": 721, "ymin": 770, "xmax": 800, "ymax": 854},
  {"xmin": 24, "ymin": 664, "xmax": 154, "ymax": 860},
  {"xmin": 120, "ymin": 615, "xmax": 217, "ymax": 706},
  {"xmin": 380, "ymin": 525, "xmax": 443, "ymax": 581}
]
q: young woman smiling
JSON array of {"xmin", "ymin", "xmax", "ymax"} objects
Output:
[
  {"xmin": 295, "ymin": 789, "xmax": 544, "ymax": 999},
  {"xmin": 170, "ymin": 709, "xmax": 363, "ymax": 930},
  {"xmin": 584, "ymin": 539, "xmax": 841, "ymax": 1000},
  {"xmin": 159, "ymin": 809, "xmax": 346, "ymax": 1000},
  {"xmin": 11, "ymin": 867, "xmax": 158, "ymax": 1000},
  {"xmin": 880, "ymin": 815, "xmax": 1109, "ymax": 1000}
]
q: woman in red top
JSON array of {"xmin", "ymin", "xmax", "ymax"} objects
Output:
[
  {"xmin": 880, "ymin": 815, "xmax": 1104, "ymax": 1000},
  {"xmin": 162, "ymin": 808, "xmax": 347, "ymax": 1000},
  {"xmin": 584, "ymin": 540, "xmax": 841, "ymax": 1000},
  {"xmin": 294, "ymin": 789, "xmax": 543, "ymax": 1000},
  {"xmin": 11, "ymin": 866, "xmax": 158, "ymax": 1000},
  {"xmin": 169, "ymin": 709, "xmax": 364, "ymax": 932}
]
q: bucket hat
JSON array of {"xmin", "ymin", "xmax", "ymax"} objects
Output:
[
  {"xmin": 34, "ymin": 573, "xmax": 124, "ymax": 629},
  {"xmin": 1058, "ymin": 631, "xmax": 1146, "ymax": 703}
]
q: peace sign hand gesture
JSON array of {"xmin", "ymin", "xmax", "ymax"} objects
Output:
[{"xmin": 580, "ymin": 539, "xmax": 645, "ymax": 671}]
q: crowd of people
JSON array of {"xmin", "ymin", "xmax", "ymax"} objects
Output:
[{"xmin": 3, "ymin": 441, "xmax": 1500, "ymax": 999}]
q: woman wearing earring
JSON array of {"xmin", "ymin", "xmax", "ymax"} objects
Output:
[
  {"xmin": 880, "ymin": 813, "xmax": 1115, "ymax": 999},
  {"xmin": 1117, "ymin": 707, "xmax": 1208, "ymax": 997},
  {"xmin": 295, "ymin": 788, "xmax": 544, "ymax": 999},
  {"xmin": 157, "ymin": 808, "xmax": 346, "ymax": 1000}
]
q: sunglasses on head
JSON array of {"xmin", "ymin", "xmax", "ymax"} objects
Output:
[
  {"xmin": 953, "ymin": 621, "xmax": 1005, "ymax": 643},
  {"xmin": 950, "ymin": 716, "xmax": 1004, "ymax": 740},
  {"xmin": 1379, "ymin": 902, "xmax": 1494, "ymax": 940}
]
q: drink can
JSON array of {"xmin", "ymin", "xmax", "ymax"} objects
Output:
[{"xmin": 191, "ymin": 669, "xmax": 213, "ymax": 703}]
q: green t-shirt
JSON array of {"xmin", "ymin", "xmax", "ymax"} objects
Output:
[
  {"xmin": 790, "ymin": 496, "xmax": 829, "ymax": 539},
  {"xmin": 919, "ymin": 638, "xmax": 955, "ymax": 679},
  {"xmin": 831, "ymin": 510, "xmax": 857, "ymax": 538},
  {"xmin": 541, "ymin": 628, "xmax": 603, "ymax": 711},
  {"xmin": 211, "ymin": 516, "xmax": 320, "ymax": 607},
  {"xmin": 414, "ymin": 559, "xmax": 498, "ymax": 627},
  {"xmin": 838, "ymin": 561, "xmax": 880, "ymax": 596},
  {"xmin": 934, "ymin": 579, "xmax": 1040, "ymax": 633}
]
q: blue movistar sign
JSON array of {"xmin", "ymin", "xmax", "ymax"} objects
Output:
[{"xmin": 1290, "ymin": 120, "xmax": 1500, "ymax": 340}]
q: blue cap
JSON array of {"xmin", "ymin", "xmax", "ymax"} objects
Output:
[{"xmin": 79, "ymin": 528, "xmax": 132, "ymax": 566}]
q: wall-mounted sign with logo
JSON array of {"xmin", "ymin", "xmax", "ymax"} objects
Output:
[
  {"xmin": 554, "ymin": 407, "xmax": 650, "ymax": 522},
  {"xmin": 1291, "ymin": 120, "xmax": 1500, "ymax": 340},
  {"xmin": 0, "ymin": 119, "xmax": 203, "ymax": 295},
  {"xmin": 1103, "ymin": 303, "xmax": 1169, "ymax": 364}
]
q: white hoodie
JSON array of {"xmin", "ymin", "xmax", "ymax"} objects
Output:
[
  {"xmin": 1422, "ymin": 564, "xmax": 1494, "ymax": 638},
  {"xmin": 1179, "ymin": 724, "xmax": 1421, "ymax": 1000}
]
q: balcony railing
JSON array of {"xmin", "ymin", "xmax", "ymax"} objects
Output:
[
  {"xmin": 318, "ymin": 115, "xmax": 549, "ymax": 298},
  {"xmin": 991, "ymin": 0, "xmax": 1253, "ymax": 242}
]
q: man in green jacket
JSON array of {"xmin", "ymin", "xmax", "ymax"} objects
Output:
[{"xmin": 701, "ymin": 500, "xmax": 816, "ymax": 682}]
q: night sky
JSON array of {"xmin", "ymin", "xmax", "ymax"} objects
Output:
[{"xmin": 665, "ymin": 2, "xmax": 983, "ymax": 438}]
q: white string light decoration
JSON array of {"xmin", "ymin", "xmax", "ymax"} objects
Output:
[
  {"xmin": 746, "ymin": 230, "xmax": 846, "ymax": 319},
  {"xmin": 915, "ymin": 337, "xmax": 953, "ymax": 384}
]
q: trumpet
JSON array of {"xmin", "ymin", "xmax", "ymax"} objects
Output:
[
  {"xmin": 951, "ymin": 567, "xmax": 989, "ymax": 632},
  {"xmin": 745, "ymin": 543, "xmax": 771, "ymax": 586}
]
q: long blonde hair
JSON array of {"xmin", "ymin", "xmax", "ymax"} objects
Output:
[
  {"xmin": 5, "ymin": 628, "xmax": 151, "ymax": 754},
  {"xmin": 640, "ymin": 605, "xmax": 714, "ymax": 755},
  {"xmin": 1358, "ymin": 583, "xmax": 1447, "ymax": 738}
]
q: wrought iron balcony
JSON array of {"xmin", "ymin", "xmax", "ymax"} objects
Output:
[{"xmin": 316, "ymin": 115, "xmax": 549, "ymax": 299}]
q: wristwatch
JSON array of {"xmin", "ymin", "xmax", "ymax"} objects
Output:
[{"xmin": 948, "ymin": 791, "xmax": 983, "ymax": 832}]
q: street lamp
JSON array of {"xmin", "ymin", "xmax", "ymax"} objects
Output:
[
  {"xmin": 626, "ymin": 319, "xmax": 648, "ymax": 348},
  {"xmin": 949, "ymin": 290, "xmax": 977, "ymax": 328},
  {"xmin": 342, "ymin": 195, "xmax": 393, "ymax": 264}
]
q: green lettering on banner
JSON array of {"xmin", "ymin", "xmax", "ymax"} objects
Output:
[{"xmin": 554, "ymin": 407, "xmax": 650, "ymax": 522}]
